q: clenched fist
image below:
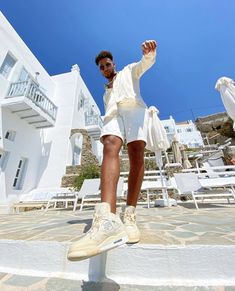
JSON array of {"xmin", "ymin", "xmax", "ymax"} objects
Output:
[{"xmin": 142, "ymin": 40, "xmax": 157, "ymax": 55}]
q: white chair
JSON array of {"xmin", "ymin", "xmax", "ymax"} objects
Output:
[
  {"xmin": 45, "ymin": 191, "xmax": 78, "ymax": 212},
  {"xmin": 77, "ymin": 177, "xmax": 125, "ymax": 211},
  {"xmin": 141, "ymin": 180, "xmax": 168, "ymax": 208},
  {"xmin": 13, "ymin": 187, "xmax": 73, "ymax": 213},
  {"xmin": 74, "ymin": 178, "xmax": 101, "ymax": 211},
  {"xmin": 45, "ymin": 179, "xmax": 101, "ymax": 212},
  {"xmin": 174, "ymin": 173, "xmax": 235, "ymax": 209}
]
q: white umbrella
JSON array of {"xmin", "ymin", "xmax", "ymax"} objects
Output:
[
  {"xmin": 146, "ymin": 106, "xmax": 171, "ymax": 206},
  {"xmin": 180, "ymin": 145, "xmax": 192, "ymax": 169},
  {"xmin": 215, "ymin": 77, "xmax": 235, "ymax": 131},
  {"xmin": 171, "ymin": 136, "xmax": 183, "ymax": 165},
  {"xmin": 146, "ymin": 106, "xmax": 170, "ymax": 167}
]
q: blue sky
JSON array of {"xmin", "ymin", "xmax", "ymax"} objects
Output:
[{"xmin": 1, "ymin": 0, "xmax": 235, "ymax": 121}]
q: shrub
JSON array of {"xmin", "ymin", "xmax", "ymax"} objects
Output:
[{"xmin": 73, "ymin": 164, "xmax": 100, "ymax": 191}]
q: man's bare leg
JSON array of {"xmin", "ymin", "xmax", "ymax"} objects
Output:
[
  {"xmin": 126, "ymin": 140, "xmax": 145, "ymax": 206},
  {"xmin": 122, "ymin": 140, "xmax": 145, "ymax": 244},
  {"xmin": 101, "ymin": 135, "xmax": 123, "ymax": 214}
]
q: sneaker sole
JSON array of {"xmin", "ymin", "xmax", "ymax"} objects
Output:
[
  {"xmin": 67, "ymin": 233, "xmax": 128, "ymax": 261},
  {"xmin": 126, "ymin": 238, "xmax": 140, "ymax": 244}
]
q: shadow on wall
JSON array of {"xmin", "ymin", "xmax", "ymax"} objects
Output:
[{"xmin": 34, "ymin": 140, "xmax": 52, "ymax": 187}]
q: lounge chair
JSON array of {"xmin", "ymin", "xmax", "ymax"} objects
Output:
[
  {"xmin": 45, "ymin": 179, "xmax": 100, "ymax": 212},
  {"xmin": 174, "ymin": 172, "xmax": 235, "ymax": 209},
  {"xmin": 141, "ymin": 180, "xmax": 168, "ymax": 208},
  {"xmin": 73, "ymin": 178, "xmax": 101, "ymax": 211},
  {"xmin": 74, "ymin": 176, "xmax": 125, "ymax": 211},
  {"xmin": 13, "ymin": 188, "xmax": 72, "ymax": 213},
  {"xmin": 45, "ymin": 191, "xmax": 78, "ymax": 212}
]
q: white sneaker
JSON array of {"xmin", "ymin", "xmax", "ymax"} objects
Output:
[
  {"xmin": 122, "ymin": 205, "xmax": 140, "ymax": 244},
  {"xmin": 67, "ymin": 202, "xmax": 128, "ymax": 261}
]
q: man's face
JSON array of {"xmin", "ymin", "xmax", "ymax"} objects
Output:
[{"xmin": 98, "ymin": 57, "xmax": 115, "ymax": 79}]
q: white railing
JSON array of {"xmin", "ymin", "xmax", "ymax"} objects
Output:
[
  {"xmin": 85, "ymin": 114, "xmax": 103, "ymax": 128},
  {"xmin": 6, "ymin": 79, "xmax": 57, "ymax": 120}
]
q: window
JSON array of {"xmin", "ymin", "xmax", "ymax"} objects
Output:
[
  {"xmin": 78, "ymin": 90, "xmax": 85, "ymax": 110},
  {"xmin": 0, "ymin": 53, "xmax": 17, "ymax": 78},
  {"xmin": 18, "ymin": 67, "xmax": 29, "ymax": 82},
  {"xmin": 12, "ymin": 158, "xmax": 27, "ymax": 190},
  {"xmin": 5, "ymin": 130, "xmax": 16, "ymax": 142},
  {"xmin": 164, "ymin": 126, "xmax": 170, "ymax": 133},
  {"xmin": 177, "ymin": 129, "xmax": 182, "ymax": 133},
  {"xmin": 0, "ymin": 150, "xmax": 9, "ymax": 171},
  {"xmin": 186, "ymin": 127, "xmax": 193, "ymax": 132}
]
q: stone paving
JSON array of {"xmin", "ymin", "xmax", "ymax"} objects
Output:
[
  {"xmin": 0, "ymin": 201, "xmax": 235, "ymax": 290},
  {"xmin": 0, "ymin": 273, "xmax": 235, "ymax": 290},
  {"xmin": 0, "ymin": 202, "xmax": 235, "ymax": 245}
]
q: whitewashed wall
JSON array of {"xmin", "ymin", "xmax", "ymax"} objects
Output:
[
  {"xmin": 0, "ymin": 12, "xmax": 55, "ymax": 203},
  {"xmin": 37, "ymin": 70, "xmax": 80, "ymax": 188},
  {"xmin": 0, "ymin": 12, "xmax": 102, "ymax": 204},
  {"xmin": 1, "ymin": 109, "xmax": 43, "ymax": 202},
  {"xmin": 37, "ymin": 67, "xmax": 102, "ymax": 188}
]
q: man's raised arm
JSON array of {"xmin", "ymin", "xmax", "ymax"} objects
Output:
[{"xmin": 132, "ymin": 40, "xmax": 157, "ymax": 79}]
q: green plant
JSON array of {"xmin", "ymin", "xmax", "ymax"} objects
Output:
[
  {"xmin": 73, "ymin": 164, "xmax": 100, "ymax": 191},
  {"xmin": 145, "ymin": 158, "xmax": 156, "ymax": 170}
]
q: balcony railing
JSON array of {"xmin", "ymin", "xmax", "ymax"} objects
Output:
[
  {"xmin": 85, "ymin": 114, "xmax": 103, "ymax": 128},
  {"xmin": 6, "ymin": 79, "xmax": 57, "ymax": 120}
]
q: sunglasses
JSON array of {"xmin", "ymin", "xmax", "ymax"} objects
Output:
[{"xmin": 99, "ymin": 62, "xmax": 112, "ymax": 71}]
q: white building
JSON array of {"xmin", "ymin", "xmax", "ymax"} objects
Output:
[
  {"xmin": 162, "ymin": 116, "xmax": 204, "ymax": 148},
  {"xmin": 0, "ymin": 12, "xmax": 103, "ymax": 210}
]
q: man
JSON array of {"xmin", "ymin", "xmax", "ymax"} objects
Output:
[{"xmin": 68, "ymin": 40, "xmax": 157, "ymax": 261}]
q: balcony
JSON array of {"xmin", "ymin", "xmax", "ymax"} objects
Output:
[
  {"xmin": 1, "ymin": 79, "xmax": 57, "ymax": 128},
  {"xmin": 85, "ymin": 114, "xmax": 103, "ymax": 139}
]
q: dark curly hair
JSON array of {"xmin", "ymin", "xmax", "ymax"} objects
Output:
[{"xmin": 95, "ymin": 51, "xmax": 113, "ymax": 65}]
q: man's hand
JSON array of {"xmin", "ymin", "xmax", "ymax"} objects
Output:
[{"xmin": 142, "ymin": 40, "xmax": 157, "ymax": 55}]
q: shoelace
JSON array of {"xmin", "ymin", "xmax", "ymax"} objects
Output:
[{"xmin": 124, "ymin": 212, "xmax": 136, "ymax": 224}]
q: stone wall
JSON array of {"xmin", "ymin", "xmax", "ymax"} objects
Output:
[
  {"xmin": 61, "ymin": 129, "xmax": 100, "ymax": 187},
  {"xmin": 195, "ymin": 112, "xmax": 235, "ymax": 146}
]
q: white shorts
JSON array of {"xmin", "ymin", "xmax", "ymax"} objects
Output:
[{"xmin": 100, "ymin": 104, "xmax": 149, "ymax": 144}]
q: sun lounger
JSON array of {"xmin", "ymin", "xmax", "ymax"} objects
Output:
[
  {"xmin": 13, "ymin": 187, "xmax": 72, "ymax": 213},
  {"xmin": 45, "ymin": 191, "xmax": 78, "ymax": 211},
  {"xmin": 73, "ymin": 178, "xmax": 101, "ymax": 211},
  {"xmin": 174, "ymin": 172, "xmax": 235, "ymax": 209},
  {"xmin": 141, "ymin": 180, "xmax": 168, "ymax": 208},
  {"xmin": 76, "ymin": 177, "xmax": 125, "ymax": 211},
  {"xmin": 45, "ymin": 178, "xmax": 100, "ymax": 211}
]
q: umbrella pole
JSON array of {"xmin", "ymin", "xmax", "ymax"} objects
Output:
[
  {"xmin": 154, "ymin": 151, "xmax": 172, "ymax": 207},
  {"xmin": 164, "ymin": 150, "xmax": 170, "ymax": 164},
  {"xmin": 154, "ymin": 151, "xmax": 177, "ymax": 208},
  {"xmin": 195, "ymin": 159, "xmax": 200, "ymax": 174},
  {"xmin": 159, "ymin": 166, "xmax": 170, "ymax": 207}
]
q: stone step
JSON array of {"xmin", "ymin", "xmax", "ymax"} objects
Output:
[
  {"xmin": 0, "ymin": 239, "xmax": 235, "ymax": 287},
  {"xmin": 1, "ymin": 205, "xmax": 235, "ymax": 287}
]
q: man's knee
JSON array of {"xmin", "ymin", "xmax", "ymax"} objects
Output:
[
  {"xmin": 103, "ymin": 135, "xmax": 123, "ymax": 156},
  {"xmin": 128, "ymin": 140, "xmax": 145, "ymax": 161},
  {"xmin": 128, "ymin": 140, "xmax": 145, "ymax": 154}
]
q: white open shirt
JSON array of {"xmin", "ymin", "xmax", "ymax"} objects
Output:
[{"xmin": 103, "ymin": 51, "xmax": 156, "ymax": 121}]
